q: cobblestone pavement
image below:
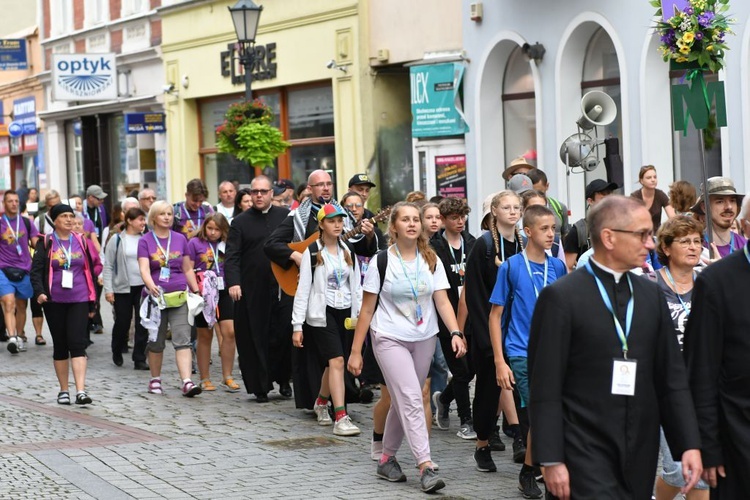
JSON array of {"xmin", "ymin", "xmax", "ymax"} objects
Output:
[{"xmin": 0, "ymin": 302, "xmax": 544, "ymax": 499}]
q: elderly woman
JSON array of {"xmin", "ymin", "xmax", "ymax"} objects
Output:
[{"xmin": 654, "ymin": 215, "xmax": 709, "ymax": 500}]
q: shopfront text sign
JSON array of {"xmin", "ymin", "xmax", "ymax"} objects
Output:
[
  {"xmin": 125, "ymin": 113, "xmax": 166, "ymax": 134},
  {"xmin": 220, "ymin": 42, "xmax": 277, "ymax": 85},
  {"xmin": 0, "ymin": 39, "xmax": 27, "ymax": 70},
  {"xmin": 13, "ymin": 96, "xmax": 36, "ymax": 135},
  {"xmin": 52, "ymin": 53, "xmax": 118, "ymax": 101},
  {"xmin": 410, "ymin": 63, "xmax": 469, "ymax": 138}
]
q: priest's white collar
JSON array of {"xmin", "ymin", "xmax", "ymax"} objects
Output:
[{"xmin": 590, "ymin": 256, "xmax": 624, "ymax": 284}]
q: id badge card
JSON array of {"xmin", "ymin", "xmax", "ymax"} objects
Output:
[
  {"xmin": 458, "ymin": 285, "xmax": 464, "ymax": 299},
  {"xmin": 217, "ymin": 276, "xmax": 225, "ymax": 290},
  {"xmin": 15, "ymin": 244, "xmax": 22, "ymax": 256},
  {"xmin": 334, "ymin": 290, "xmax": 345, "ymax": 309},
  {"xmin": 611, "ymin": 358, "xmax": 637, "ymax": 396},
  {"xmin": 415, "ymin": 303, "xmax": 424, "ymax": 326},
  {"xmin": 61, "ymin": 269, "xmax": 74, "ymax": 289},
  {"xmin": 159, "ymin": 267, "xmax": 171, "ymax": 282}
]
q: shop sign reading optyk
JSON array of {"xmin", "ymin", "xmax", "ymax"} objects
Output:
[{"xmin": 52, "ymin": 53, "xmax": 118, "ymax": 101}]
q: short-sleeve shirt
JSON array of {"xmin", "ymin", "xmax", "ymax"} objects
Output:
[
  {"xmin": 173, "ymin": 202, "xmax": 213, "ymax": 238},
  {"xmin": 489, "ymin": 253, "xmax": 567, "ymax": 357},
  {"xmin": 631, "ymin": 188, "xmax": 670, "ymax": 233},
  {"xmin": 187, "ymin": 238, "xmax": 225, "ymax": 278},
  {"xmin": 656, "ymin": 271, "xmax": 692, "ymax": 349},
  {"xmin": 0, "ymin": 215, "xmax": 38, "ymax": 271},
  {"xmin": 49, "ymin": 234, "xmax": 91, "ymax": 303},
  {"xmin": 707, "ymin": 231, "xmax": 748, "ymax": 259},
  {"xmin": 363, "ymin": 249, "xmax": 450, "ymax": 342},
  {"xmin": 137, "ymin": 230, "xmax": 189, "ymax": 294}
]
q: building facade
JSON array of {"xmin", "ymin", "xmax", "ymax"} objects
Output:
[{"xmin": 462, "ymin": 0, "xmax": 750, "ymax": 224}]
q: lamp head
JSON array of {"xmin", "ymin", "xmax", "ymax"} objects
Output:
[{"xmin": 228, "ymin": 0, "xmax": 263, "ymax": 43}]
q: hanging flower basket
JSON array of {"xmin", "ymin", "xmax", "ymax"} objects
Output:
[
  {"xmin": 651, "ymin": 0, "xmax": 733, "ymax": 73},
  {"xmin": 215, "ymin": 99, "xmax": 290, "ymax": 167}
]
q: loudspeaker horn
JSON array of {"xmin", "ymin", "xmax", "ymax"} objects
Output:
[{"xmin": 576, "ymin": 91, "xmax": 617, "ymax": 130}]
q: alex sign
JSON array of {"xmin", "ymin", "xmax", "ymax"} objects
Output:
[
  {"xmin": 52, "ymin": 53, "xmax": 118, "ymax": 101},
  {"xmin": 410, "ymin": 63, "xmax": 469, "ymax": 138}
]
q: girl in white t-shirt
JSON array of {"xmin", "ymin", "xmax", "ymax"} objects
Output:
[
  {"xmin": 292, "ymin": 204, "xmax": 362, "ymax": 437},
  {"xmin": 348, "ymin": 202, "xmax": 466, "ymax": 493}
]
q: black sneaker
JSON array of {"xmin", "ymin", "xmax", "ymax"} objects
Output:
[
  {"xmin": 519, "ymin": 468, "xmax": 543, "ymax": 499},
  {"xmin": 75, "ymin": 392, "xmax": 92, "ymax": 405},
  {"xmin": 376, "ymin": 456, "xmax": 406, "ymax": 482},
  {"xmin": 533, "ymin": 465, "xmax": 544, "ymax": 483},
  {"xmin": 489, "ymin": 426, "xmax": 506, "ymax": 452},
  {"xmin": 420, "ymin": 467, "xmax": 445, "ymax": 493},
  {"xmin": 513, "ymin": 432, "xmax": 527, "ymax": 464},
  {"xmin": 473, "ymin": 445, "xmax": 497, "ymax": 472}
]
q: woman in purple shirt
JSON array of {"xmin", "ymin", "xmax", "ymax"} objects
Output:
[
  {"xmin": 138, "ymin": 200, "xmax": 202, "ymax": 397},
  {"xmin": 188, "ymin": 213, "xmax": 239, "ymax": 393},
  {"xmin": 31, "ymin": 204, "xmax": 102, "ymax": 406}
]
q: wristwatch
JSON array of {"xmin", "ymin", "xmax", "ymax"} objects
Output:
[{"xmin": 450, "ymin": 330, "xmax": 464, "ymax": 339}]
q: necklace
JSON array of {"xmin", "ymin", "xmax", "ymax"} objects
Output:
[{"xmin": 664, "ymin": 268, "xmax": 694, "ymax": 295}]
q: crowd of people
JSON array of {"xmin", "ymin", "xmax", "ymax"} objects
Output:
[{"xmin": 4, "ymin": 160, "xmax": 749, "ymax": 497}]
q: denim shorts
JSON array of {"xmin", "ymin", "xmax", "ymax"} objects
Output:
[
  {"xmin": 0, "ymin": 271, "xmax": 33, "ymax": 300},
  {"xmin": 659, "ymin": 428, "xmax": 708, "ymax": 489},
  {"xmin": 508, "ymin": 356, "xmax": 530, "ymax": 408}
]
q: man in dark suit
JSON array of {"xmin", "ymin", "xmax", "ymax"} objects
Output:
[{"xmin": 527, "ymin": 195, "xmax": 702, "ymax": 499}]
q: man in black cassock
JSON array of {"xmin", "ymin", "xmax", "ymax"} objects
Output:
[
  {"xmin": 684, "ymin": 223, "xmax": 750, "ymax": 498},
  {"xmin": 526, "ymin": 195, "xmax": 702, "ymax": 499},
  {"xmin": 264, "ymin": 169, "xmax": 378, "ymax": 409},
  {"xmin": 225, "ymin": 175, "xmax": 289, "ymax": 403}
]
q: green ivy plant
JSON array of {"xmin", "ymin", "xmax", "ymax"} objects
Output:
[{"xmin": 215, "ymin": 99, "xmax": 290, "ymax": 167}]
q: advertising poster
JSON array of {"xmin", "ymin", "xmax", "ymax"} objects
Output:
[
  {"xmin": 435, "ymin": 155, "xmax": 467, "ymax": 199},
  {"xmin": 410, "ymin": 63, "xmax": 469, "ymax": 138},
  {"xmin": 0, "ymin": 39, "xmax": 27, "ymax": 70}
]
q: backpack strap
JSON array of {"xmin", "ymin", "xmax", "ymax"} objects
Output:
[
  {"xmin": 500, "ymin": 258, "xmax": 514, "ymax": 337},
  {"xmin": 482, "ymin": 231, "xmax": 494, "ymax": 261},
  {"xmin": 371, "ymin": 248, "xmax": 389, "ymax": 313},
  {"xmin": 308, "ymin": 240, "xmax": 320, "ymax": 284}
]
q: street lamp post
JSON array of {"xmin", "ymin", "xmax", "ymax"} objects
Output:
[{"xmin": 228, "ymin": 0, "xmax": 263, "ymax": 102}]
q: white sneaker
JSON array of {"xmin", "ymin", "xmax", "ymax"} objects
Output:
[
  {"xmin": 371, "ymin": 439, "xmax": 383, "ymax": 460},
  {"xmin": 333, "ymin": 415, "xmax": 360, "ymax": 436},
  {"xmin": 7, "ymin": 337, "xmax": 18, "ymax": 354},
  {"xmin": 314, "ymin": 403, "xmax": 332, "ymax": 426},
  {"xmin": 17, "ymin": 338, "xmax": 26, "ymax": 352}
]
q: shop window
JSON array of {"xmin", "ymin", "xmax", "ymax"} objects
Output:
[
  {"xmin": 288, "ymin": 87, "xmax": 334, "ymax": 139},
  {"xmin": 502, "ymin": 46, "xmax": 536, "ymax": 167},
  {"xmin": 50, "ymin": 0, "xmax": 74, "ymax": 37},
  {"xmin": 581, "ymin": 28, "xmax": 622, "ymax": 185}
]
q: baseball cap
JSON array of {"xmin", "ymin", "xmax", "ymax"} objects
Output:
[
  {"xmin": 508, "ymin": 174, "xmax": 533, "ymax": 194},
  {"xmin": 348, "ymin": 174, "xmax": 376, "ymax": 188},
  {"xmin": 690, "ymin": 176, "xmax": 745, "ymax": 215},
  {"xmin": 275, "ymin": 179, "xmax": 295, "ymax": 191},
  {"xmin": 585, "ymin": 179, "xmax": 619, "ymax": 200},
  {"xmin": 317, "ymin": 204, "xmax": 346, "ymax": 221},
  {"xmin": 86, "ymin": 184, "xmax": 108, "ymax": 200}
]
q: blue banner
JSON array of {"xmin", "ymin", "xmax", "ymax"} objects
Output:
[
  {"xmin": 410, "ymin": 62, "xmax": 469, "ymax": 138},
  {"xmin": 125, "ymin": 113, "xmax": 166, "ymax": 134},
  {"xmin": 0, "ymin": 39, "xmax": 27, "ymax": 71}
]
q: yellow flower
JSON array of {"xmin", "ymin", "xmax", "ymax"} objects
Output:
[
  {"xmin": 683, "ymin": 32, "xmax": 695, "ymax": 43},
  {"xmin": 676, "ymin": 56, "xmax": 689, "ymax": 63},
  {"xmin": 680, "ymin": 46, "xmax": 691, "ymax": 54},
  {"xmin": 707, "ymin": 45, "xmax": 714, "ymax": 52}
]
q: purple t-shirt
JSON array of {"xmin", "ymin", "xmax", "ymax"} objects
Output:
[
  {"xmin": 49, "ymin": 234, "xmax": 91, "ymax": 303},
  {"xmin": 83, "ymin": 218, "xmax": 96, "ymax": 238},
  {"xmin": 187, "ymin": 238, "xmax": 225, "ymax": 278},
  {"xmin": 0, "ymin": 214, "xmax": 39, "ymax": 271},
  {"xmin": 173, "ymin": 202, "xmax": 213, "ymax": 238},
  {"xmin": 707, "ymin": 232, "xmax": 748, "ymax": 258},
  {"xmin": 137, "ymin": 230, "xmax": 189, "ymax": 294}
]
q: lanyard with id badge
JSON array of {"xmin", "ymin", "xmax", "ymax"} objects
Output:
[
  {"xmin": 395, "ymin": 246, "xmax": 424, "ymax": 325},
  {"xmin": 445, "ymin": 234, "xmax": 466, "ymax": 298},
  {"xmin": 4, "ymin": 215, "xmax": 24, "ymax": 256},
  {"xmin": 54, "ymin": 233, "xmax": 75, "ymax": 289},
  {"xmin": 208, "ymin": 242, "xmax": 225, "ymax": 290},
  {"xmin": 153, "ymin": 232, "xmax": 172, "ymax": 283},
  {"xmin": 585, "ymin": 262, "xmax": 637, "ymax": 397}
]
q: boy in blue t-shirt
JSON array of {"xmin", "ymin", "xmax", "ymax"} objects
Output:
[{"xmin": 486, "ymin": 205, "xmax": 567, "ymax": 497}]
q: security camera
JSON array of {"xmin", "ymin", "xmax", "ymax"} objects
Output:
[
  {"xmin": 162, "ymin": 83, "xmax": 175, "ymax": 94},
  {"xmin": 326, "ymin": 59, "xmax": 336, "ymax": 69}
]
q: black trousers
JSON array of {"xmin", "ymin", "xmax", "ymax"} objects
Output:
[
  {"xmin": 268, "ymin": 293, "xmax": 292, "ymax": 385},
  {"xmin": 439, "ymin": 333, "xmax": 474, "ymax": 423},
  {"xmin": 43, "ymin": 302, "xmax": 89, "ymax": 360},
  {"xmin": 472, "ymin": 354, "xmax": 501, "ymax": 442},
  {"xmin": 112, "ymin": 286, "xmax": 147, "ymax": 363}
]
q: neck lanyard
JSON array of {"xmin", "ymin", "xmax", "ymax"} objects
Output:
[
  {"xmin": 664, "ymin": 267, "xmax": 694, "ymax": 317},
  {"xmin": 208, "ymin": 241, "xmax": 221, "ymax": 274},
  {"xmin": 184, "ymin": 204, "xmax": 203, "ymax": 227},
  {"xmin": 443, "ymin": 232, "xmax": 465, "ymax": 281},
  {"xmin": 708, "ymin": 231, "xmax": 735, "ymax": 252},
  {"xmin": 585, "ymin": 261, "xmax": 634, "ymax": 359},
  {"xmin": 3, "ymin": 214, "xmax": 22, "ymax": 255},
  {"xmin": 323, "ymin": 244, "xmax": 344, "ymax": 288},
  {"xmin": 152, "ymin": 231, "xmax": 172, "ymax": 267},
  {"xmin": 53, "ymin": 232, "xmax": 72, "ymax": 270},
  {"xmin": 744, "ymin": 244, "xmax": 750, "ymax": 265},
  {"xmin": 522, "ymin": 250, "xmax": 549, "ymax": 298},
  {"xmin": 394, "ymin": 244, "xmax": 420, "ymax": 303}
]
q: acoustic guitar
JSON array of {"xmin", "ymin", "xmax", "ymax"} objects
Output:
[{"xmin": 271, "ymin": 206, "xmax": 391, "ymax": 296}]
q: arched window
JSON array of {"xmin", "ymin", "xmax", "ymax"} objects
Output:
[
  {"xmin": 581, "ymin": 28, "xmax": 622, "ymax": 184},
  {"xmin": 502, "ymin": 46, "xmax": 536, "ymax": 166}
]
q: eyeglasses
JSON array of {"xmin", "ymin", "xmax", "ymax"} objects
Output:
[
  {"xmin": 250, "ymin": 189, "xmax": 272, "ymax": 195},
  {"xmin": 141, "ymin": 196, "xmax": 156, "ymax": 201},
  {"xmin": 609, "ymin": 228, "xmax": 654, "ymax": 243},
  {"xmin": 345, "ymin": 203, "xmax": 363, "ymax": 209},
  {"xmin": 309, "ymin": 181, "xmax": 333, "ymax": 188},
  {"xmin": 674, "ymin": 237, "xmax": 703, "ymax": 248},
  {"xmin": 498, "ymin": 205, "xmax": 522, "ymax": 213}
]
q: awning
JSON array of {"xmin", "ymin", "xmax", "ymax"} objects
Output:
[{"xmin": 38, "ymin": 95, "xmax": 159, "ymax": 122}]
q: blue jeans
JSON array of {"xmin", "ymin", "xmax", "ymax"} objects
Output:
[{"xmin": 429, "ymin": 340, "xmax": 449, "ymax": 412}]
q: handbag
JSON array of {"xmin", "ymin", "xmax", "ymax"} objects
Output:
[{"xmin": 2, "ymin": 267, "xmax": 28, "ymax": 282}]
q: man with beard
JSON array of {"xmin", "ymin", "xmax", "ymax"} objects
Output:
[
  {"xmin": 528, "ymin": 195, "xmax": 702, "ymax": 499},
  {"xmin": 225, "ymin": 176, "xmax": 290, "ymax": 403},
  {"xmin": 265, "ymin": 169, "xmax": 378, "ymax": 409},
  {"xmin": 690, "ymin": 177, "xmax": 746, "ymax": 258}
]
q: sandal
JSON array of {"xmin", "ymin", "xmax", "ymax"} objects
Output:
[
  {"xmin": 57, "ymin": 392, "xmax": 70, "ymax": 405},
  {"xmin": 35, "ymin": 335, "xmax": 46, "ymax": 346}
]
